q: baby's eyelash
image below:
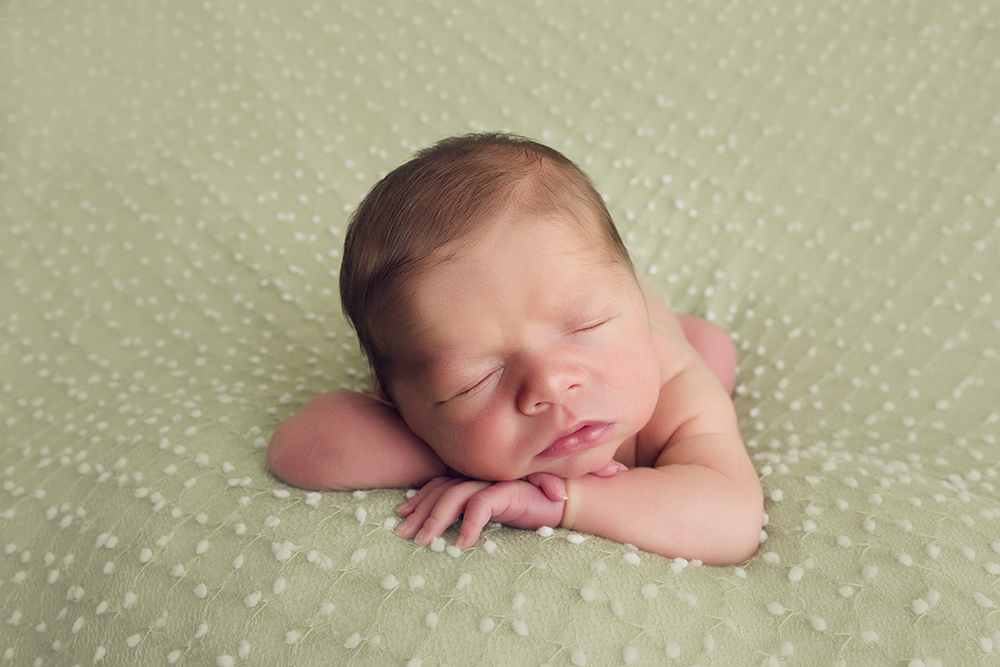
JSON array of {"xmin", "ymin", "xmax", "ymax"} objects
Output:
[
  {"xmin": 450, "ymin": 368, "xmax": 501, "ymax": 400},
  {"xmin": 574, "ymin": 316, "xmax": 614, "ymax": 333}
]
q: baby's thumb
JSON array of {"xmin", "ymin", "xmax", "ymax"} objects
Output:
[
  {"xmin": 524, "ymin": 473, "xmax": 568, "ymax": 502},
  {"xmin": 590, "ymin": 461, "xmax": 628, "ymax": 478}
]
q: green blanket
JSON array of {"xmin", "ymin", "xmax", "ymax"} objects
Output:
[{"xmin": 2, "ymin": 2, "xmax": 999, "ymax": 665}]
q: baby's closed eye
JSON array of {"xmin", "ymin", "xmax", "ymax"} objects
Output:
[
  {"xmin": 567, "ymin": 314, "xmax": 617, "ymax": 336},
  {"xmin": 444, "ymin": 367, "xmax": 503, "ymax": 402}
]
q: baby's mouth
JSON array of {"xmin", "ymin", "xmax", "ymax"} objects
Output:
[{"xmin": 537, "ymin": 423, "xmax": 615, "ymax": 458}]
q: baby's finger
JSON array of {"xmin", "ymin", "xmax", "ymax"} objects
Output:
[
  {"xmin": 589, "ymin": 461, "xmax": 628, "ymax": 478},
  {"xmin": 456, "ymin": 482, "xmax": 518, "ymax": 549},
  {"xmin": 412, "ymin": 480, "xmax": 492, "ymax": 547},
  {"xmin": 395, "ymin": 477, "xmax": 466, "ymax": 539},
  {"xmin": 456, "ymin": 494, "xmax": 493, "ymax": 550},
  {"xmin": 396, "ymin": 476, "xmax": 454, "ymax": 518},
  {"xmin": 524, "ymin": 472, "xmax": 567, "ymax": 502}
]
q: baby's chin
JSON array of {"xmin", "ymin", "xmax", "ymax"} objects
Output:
[{"xmin": 534, "ymin": 450, "xmax": 619, "ymax": 480}]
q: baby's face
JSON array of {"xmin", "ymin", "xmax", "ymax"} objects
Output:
[{"xmin": 387, "ymin": 213, "xmax": 661, "ymax": 481}]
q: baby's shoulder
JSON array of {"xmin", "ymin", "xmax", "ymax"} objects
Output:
[{"xmin": 635, "ymin": 338, "xmax": 737, "ymax": 466}]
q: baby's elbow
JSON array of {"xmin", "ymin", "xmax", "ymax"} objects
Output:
[
  {"xmin": 705, "ymin": 481, "xmax": 764, "ymax": 566},
  {"xmin": 728, "ymin": 519, "xmax": 764, "ymax": 565},
  {"xmin": 266, "ymin": 416, "xmax": 345, "ymax": 491},
  {"xmin": 266, "ymin": 419, "xmax": 307, "ymax": 488},
  {"xmin": 727, "ymin": 486, "xmax": 765, "ymax": 564}
]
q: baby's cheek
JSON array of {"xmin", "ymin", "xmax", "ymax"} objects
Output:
[{"xmin": 432, "ymin": 425, "xmax": 494, "ymax": 477}]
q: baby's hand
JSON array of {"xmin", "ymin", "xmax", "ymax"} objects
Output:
[
  {"xmin": 395, "ymin": 474, "xmax": 567, "ymax": 550},
  {"xmin": 589, "ymin": 460, "xmax": 629, "ymax": 478}
]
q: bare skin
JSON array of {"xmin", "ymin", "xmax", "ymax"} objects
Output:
[{"xmin": 268, "ymin": 215, "xmax": 762, "ymax": 565}]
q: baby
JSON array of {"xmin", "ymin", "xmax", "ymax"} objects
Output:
[{"xmin": 267, "ymin": 133, "xmax": 763, "ymax": 565}]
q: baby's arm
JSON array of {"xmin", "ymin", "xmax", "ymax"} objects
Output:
[
  {"xmin": 394, "ymin": 474, "xmax": 565, "ymax": 550},
  {"xmin": 394, "ymin": 462, "xmax": 626, "ymax": 549},
  {"xmin": 562, "ymin": 364, "xmax": 763, "ymax": 565},
  {"xmin": 267, "ymin": 391, "xmax": 448, "ymax": 491}
]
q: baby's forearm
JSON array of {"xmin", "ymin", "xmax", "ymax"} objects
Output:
[
  {"xmin": 562, "ymin": 464, "xmax": 763, "ymax": 565},
  {"xmin": 267, "ymin": 391, "xmax": 448, "ymax": 491}
]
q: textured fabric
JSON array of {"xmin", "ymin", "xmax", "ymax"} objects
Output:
[{"xmin": 2, "ymin": 2, "xmax": 1000, "ymax": 666}]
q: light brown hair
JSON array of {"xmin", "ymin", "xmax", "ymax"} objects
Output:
[{"xmin": 339, "ymin": 132, "xmax": 633, "ymax": 395}]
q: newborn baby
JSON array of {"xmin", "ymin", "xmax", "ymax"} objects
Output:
[{"xmin": 268, "ymin": 133, "xmax": 763, "ymax": 565}]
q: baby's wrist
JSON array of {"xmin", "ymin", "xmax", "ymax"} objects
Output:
[{"xmin": 560, "ymin": 476, "xmax": 580, "ymax": 530}]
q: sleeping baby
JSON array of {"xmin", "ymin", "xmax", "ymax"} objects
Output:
[{"xmin": 267, "ymin": 133, "xmax": 763, "ymax": 565}]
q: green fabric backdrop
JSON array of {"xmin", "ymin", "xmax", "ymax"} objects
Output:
[{"xmin": 2, "ymin": 2, "xmax": 999, "ymax": 665}]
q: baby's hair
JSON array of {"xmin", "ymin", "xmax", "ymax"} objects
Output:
[{"xmin": 339, "ymin": 132, "xmax": 633, "ymax": 394}]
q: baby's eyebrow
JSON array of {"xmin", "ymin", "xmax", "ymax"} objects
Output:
[{"xmin": 402, "ymin": 343, "xmax": 481, "ymax": 386}]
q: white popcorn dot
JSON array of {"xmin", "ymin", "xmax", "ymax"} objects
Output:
[{"xmin": 611, "ymin": 599, "xmax": 625, "ymax": 617}]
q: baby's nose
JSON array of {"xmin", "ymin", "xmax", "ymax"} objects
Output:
[{"xmin": 516, "ymin": 357, "xmax": 583, "ymax": 415}]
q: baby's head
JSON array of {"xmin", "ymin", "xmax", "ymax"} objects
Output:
[{"xmin": 340, "ymin": 133, "xmax": 634, "ymax": 398}]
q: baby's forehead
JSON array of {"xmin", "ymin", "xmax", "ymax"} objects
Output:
[{"xmin": 396, "ymin": 265, "xmax": 627, "ymax": 358}]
